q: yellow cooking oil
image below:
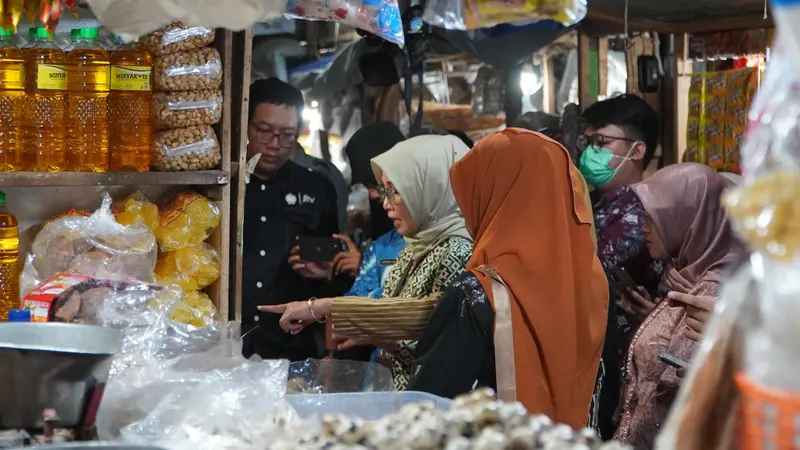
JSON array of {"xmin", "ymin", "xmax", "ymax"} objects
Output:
[
  {"xmin": 23, "ymin": 27, "xmax": 66, "ymax": 172},
  {"xmin": 0, "ymin": 192, "xmax": 19, "ymax": 321},
  {"xmin": 66, "ymin": 27, "xmax": 110, "ymax": 172},
  {"xmin": 109, "ymin": 36, "xmax": 152, "ymax": 172},
  {"xmin": 0, "ymin": 28, "xmax": 25, "ymax": 172}
]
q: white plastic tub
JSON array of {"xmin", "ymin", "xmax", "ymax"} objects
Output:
[{"xmin": 285, "ymin": 391, "xmax": 451, "ymax": 421}]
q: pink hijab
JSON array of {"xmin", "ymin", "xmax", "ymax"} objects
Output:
[
  {"xmin": 615, "ymin": 163, "xmax": 745, "ymax": 449},
  {"xmin": 632, "ymin": 163, "xmax": 743, "ymax": 295}
]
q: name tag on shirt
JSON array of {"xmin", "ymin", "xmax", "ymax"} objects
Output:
[{"xmin": 380, "ymin": 259, "xmax": 397, "ymax": 267}]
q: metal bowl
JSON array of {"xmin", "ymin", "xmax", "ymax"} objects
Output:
[{"xmin": 0, "ymin": 323, "xmax": 122, "ymax": 429}]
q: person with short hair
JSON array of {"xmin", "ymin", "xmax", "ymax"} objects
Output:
[{"xmin": 242, "ymin": 77, "xmax": 350, "ymax": 361}]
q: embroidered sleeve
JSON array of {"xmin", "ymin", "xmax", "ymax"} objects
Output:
[
  {"xmin": 345, "ymin": 244, "xmax": 380, "ymax": 297},
  {"xmin": 595, "ymin": 188, "xmax": 648, "ymax": 270}
]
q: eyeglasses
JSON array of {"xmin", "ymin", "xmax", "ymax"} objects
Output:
[
  {"xmin": 253, "ymin": 127, "xmax": 298, "ymax": 148},
  {"xmin": 376, "ymin": 186, "xmax": 402, "ymax": 205},
  {"xmin": 576, "ymin": 133, "xmax": 635, "ymax": 152}
]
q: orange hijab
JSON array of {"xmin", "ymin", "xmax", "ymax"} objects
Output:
[{"xmin": 449, "ymin": 128, "xmax": 608, "ymax": 428}]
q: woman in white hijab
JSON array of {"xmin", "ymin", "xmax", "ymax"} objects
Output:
[{"xmin": 265, "ymin": 135, "xmax": 474, "ymax": 389}]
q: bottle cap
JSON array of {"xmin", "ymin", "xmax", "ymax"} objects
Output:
[
  {"xmin": 8, "ymin": 309, "xmax": 31, "ymax": 322},
  {"xmin": 0, "ymin": 28, "xmax": 13, "ymax": 37},
  {"xmin": 29, "ymin": 27, "xmax": 53, "ymax": 39},
  {"xmin": 0, "ymin": 192, "xmax": 6, "ymax": 203},
  {"xmin": 76, "ymin": 28, "xmax": 99, "ymax": 39}
]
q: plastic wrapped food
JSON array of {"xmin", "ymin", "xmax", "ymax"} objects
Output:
[
  {"xmin": 149, "ymin": 289, "xmax": 218, "ymax": 328},
  {"xmin": 113, "ymin": 191, "xmax": 160, "ymax": 234},
  {"xmin": 287, "ymin": 359, "xmax": 394, "ymax": 394},
  {"xmin": 154, "ymin": 243, "xmax": 221, "ymax": 291},
  {"xmin": 157, "ymin": 191, "xmax": 221, "ymax": 251},
  {"xmin": 154, "ymin": 48, "xmax": 222, "ymax": 92},
  {"xmin": 286, "ymin": 0, "xmax": 404, "ymax": 46},
  {"xmin": 154, "ymin": 90, "xmax": 222, "ymax": 130},
  {"xmin": 142, "ymin": 21, "xmax": 216, "ymax": 55},
  {"xmin": 20, "ymin": 193, "xmax": 157, "ymax": 296},
  {"xmin": 656, "ymin": 38, "xmax": 800, "ymax": 450},
  {"xmin": 422, "ymin": 0, "xmax": 587, "ymax": 30},
  {"xmin": 152, "ymin": 125, "xmax": 222, "ymax": 171}
]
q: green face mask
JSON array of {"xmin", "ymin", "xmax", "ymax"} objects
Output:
[{"xmin": 578, "ymin": 145, "xmax": 633, "ymax": 187}]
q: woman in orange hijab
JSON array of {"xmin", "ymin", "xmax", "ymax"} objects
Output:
[
  {"xmin": 411, "ymin": 129, "xmax": 608, "ymax": 427},
  {"xmin": 263, "ymin": 129, "xmax": 608, "ymax": 427}
]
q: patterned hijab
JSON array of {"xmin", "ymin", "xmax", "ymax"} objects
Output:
[
  {"xmin": 632, "ymin": 163, "xmax": 743, "ymax": 293},
  {"xmin": 371, "ymin": 135, "xmax": 472, "ymax": 260}
]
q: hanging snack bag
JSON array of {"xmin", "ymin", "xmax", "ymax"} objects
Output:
[
  {"xmin": 142, "ymin": 22, "xmax": 215, "ymax": 56},
  {"xmin": 153, "ymin": 90, "xmax": 222, "ymax": 130},
  {"xmin": 423, "ymin": 0, "xmax": 586, "ymax": 30},
  {"xmin": 153, "ymin": 48, "xmax": 222, "ymax": 92},
  {"xmin": 286, "ymin": 0, "xmax": 404, "ymax": 46},
  {"xmin": 154, "ymin": 243, "xmax": 221, "ymax": 291},
  {"xmin": 157, "ymin": 191, "xmax": 221, "ymax": 251},
  {"xmin": 152, "ymin": 125, "xmax": 221, "ymax": 171}
]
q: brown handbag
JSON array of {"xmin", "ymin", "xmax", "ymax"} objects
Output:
[{"xmin": 480, "ymin": 265, "xmax": 517, "ymax": 403}]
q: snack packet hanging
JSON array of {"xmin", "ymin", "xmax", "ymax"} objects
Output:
[
  {"xmin": 285, "ymin": 0, "xmax": 404, "ymax": 46},
  {"xmin": 157, "ymin": 192, "xmax": 221, "ymax": 251},
  {"xmin": 423, "ymin": 0, "xmax": 586, "ymax": 30}
]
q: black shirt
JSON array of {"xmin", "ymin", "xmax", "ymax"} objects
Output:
[{"xmin": 242, "ymin": 161, "xmax": 349, "ymax": 361}]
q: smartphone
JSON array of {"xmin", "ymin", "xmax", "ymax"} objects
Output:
[
  {"xmin": 297, "ymin": 236, "xmax": 346, "ymax": 262},
  {"xmin": 658, "ymin": 352, "xmax": 689, "ymax": 370},
  {"xmin": 610, "ymin": 266, "xmax": 638, "ymax": 292}
]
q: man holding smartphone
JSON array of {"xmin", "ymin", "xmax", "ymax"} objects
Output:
[{"xmin": 241, "ymin": 78, "xmax": 350, "ymax": 361}]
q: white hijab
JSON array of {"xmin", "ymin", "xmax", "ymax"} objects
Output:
[{"xmin": 371, "ymin": 135, "xmax": 472, "ymax": 259}]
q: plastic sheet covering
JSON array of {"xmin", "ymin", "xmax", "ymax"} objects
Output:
[
  {"xmin": 655, "ymin": 37, "xmax": 800, "ymax": 450},
  {"xmin": 422, "ymin": 0, "xmax": 586, "ymax": 30},
  {"xmin": 285, "ymin": 0, "xmax": 404, "ymax": 46},
  {"xmin": 287, "ymin": 359, "xmax": 395, "ymax": 393},
  {"xmin": 20, "ymin": 193, "xmax": 157, "ymax": 297},
  {"xmin": 85, "ymin": 0, "xmax": 287, "ymax": 39},
  {"xmin": 119, "ymin": 359, "xmax": 298, "ymax": 450}
]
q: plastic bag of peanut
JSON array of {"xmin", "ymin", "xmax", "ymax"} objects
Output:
[
  {"xmin": 153, "ymin": 125, "xmax": 221, "ymax": 171},
  {"xmin": 143, "ymin": 22, "xmax": 216, "ymax": 56},
  {"xmin": 154, "ymin": 90, "xmax": 222, "ymax": 130},
  {"xmin": 154, "ymin": 48, "xmax": 222, "ymax": 92}
]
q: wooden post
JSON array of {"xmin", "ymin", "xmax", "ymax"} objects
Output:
[
  {"xmin": 598, "ymin": 37, "xmax": 609, "ymax": 98},
  {"xmin": 541, "ymin": 52, "xmax": 554, "ymax": 114},
  {"xmin": 577, "ymin": 30, "xmax": 597, "ymax": 111}
]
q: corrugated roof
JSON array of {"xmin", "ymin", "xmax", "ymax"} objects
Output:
[{"xmin": 590, "ymin": 0, "xmax": 766, "ymax": 22}]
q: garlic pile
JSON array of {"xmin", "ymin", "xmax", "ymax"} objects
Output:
[{"xmin": 271, "ymin": 389, "xmax": 631, "ymax": 450}]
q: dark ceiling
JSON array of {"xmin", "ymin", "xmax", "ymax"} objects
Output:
[{"xmin": 589, "ymin": 0, "xmax": 767, "ymax": 22}]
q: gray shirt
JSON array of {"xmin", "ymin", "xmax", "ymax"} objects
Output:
[{"xmin": 293, "ymin": 148, "xmax": 349, "ymax": 232}]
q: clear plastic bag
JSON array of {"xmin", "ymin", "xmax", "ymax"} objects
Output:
[
  {"xmin": 287, "ymin": 359, "xmax": 395, "ymax": 394},
  {"xmin": 154, "ymin": 90, "xmax": 223, "ymax": 130},
  {"xmin": 143, "ymin": 21, "xmax": 216, "ymax": 55},
  {"xmin": 156, "ymin": 191, "xmax": 221, "ymax": 251},
  {"xmin": 113, "ymin": 191, "xmax": 160, "ymax": 234},
  {"xmin": 20, "ymin": 193, "xmax": 158, "ymax": 297},
  {"xmin": 285, "ymin": 0, "xmax": 404, "ymax": 46},
  {"xmin": 152, "ymin": 125, "xmax": 222, "ymax": 171},
  {"xmin": 154, "ymin": 48, "xmax": 223, "ymax": 92},
  {"xmin": 154, "ymin": 243, "xmax": 221, "ymax": 291},
  {"xmin": 422, "ymin": 0, "xmax": 587, "ymax": 30}
]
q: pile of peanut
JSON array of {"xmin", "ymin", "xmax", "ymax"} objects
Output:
[
  {"xmin": 153, "ymin": 125, "xmax": 221, "ymax": 172},
  {"xmin": 147, "ymin": 22, "xmax": 223, "ymax": 171}
]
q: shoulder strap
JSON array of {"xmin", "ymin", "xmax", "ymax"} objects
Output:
[{"xmin": 479, "ymin": 265, "xmax": 517, "ymax": 403}]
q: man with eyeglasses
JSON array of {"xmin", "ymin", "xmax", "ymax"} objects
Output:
[
  {"xmin": 576, "ymin": 94, "xmax": 660, "ymax": 439},
  {"xmin": 242, "ymin": 78, "xmax": 350, "ymax": 361}
]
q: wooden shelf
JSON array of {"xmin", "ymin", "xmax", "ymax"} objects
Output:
[{"xmin": 0, "ymin": 170, "xmax": 230, "ymax": 187}]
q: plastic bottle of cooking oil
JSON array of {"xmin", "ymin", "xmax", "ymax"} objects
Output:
[
  {"xmin": 109, "ymin": 36, "xmax": 152, "ymax": 172},
  {"xmin": 23, "ymin": 27, "xmax": 67, "ymax": 172},
  {"xmin": 0, "ymin": 192, "xmax": 19, "ymax": 322},
  {"xmin": 66, "ymin": 28, "xmax": 110, "ymax": 172},
  {"xmin": 0, "ymin": 29, "xmax": 25, "ymax": 172}
]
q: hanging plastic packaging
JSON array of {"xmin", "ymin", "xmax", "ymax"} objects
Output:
[
  {"xmin": 422, "ymin": 0, "xmax": 586, "ymax": 30},
  {"xmin": 655, "ymin": 33, "xmax": 800, "ymax": 450},
  {"xmin": 285, "ymin": 0, "xmax": 404, "ymax": 46}
]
